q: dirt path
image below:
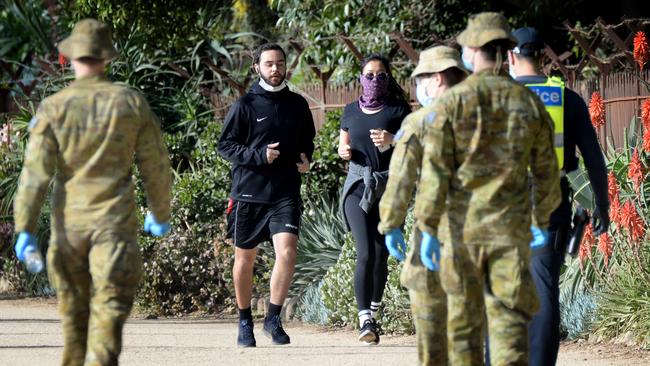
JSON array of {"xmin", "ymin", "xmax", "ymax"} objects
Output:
[{"xmin": 1, "ymin": 298, "xmax": 648, "ymax": 365}]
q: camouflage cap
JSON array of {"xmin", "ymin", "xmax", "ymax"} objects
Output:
[
  {"xmin": 457, "ymin": 12, "xmax": 516, "ymax": 48},
  {"xmin": 411, "ymin": 45, "xmax": 468, "ymax": 77},
  {"xmin": 58, "ymin": 19, "xmax": 118, "ymax": 60}
]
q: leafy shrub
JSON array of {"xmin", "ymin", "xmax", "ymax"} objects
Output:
[
  {"xmin": 561, "ymin": 118, "xmax": 650, "ymax": 346},
  {"xmin": 301, "ymin": 109, "xmax": 346, "ymax": 200},
  {"xmin": 292, "ymin": 193, "xmax": 346, "ymax": 296},
  {"xmin": 320, "ymin": 232, "xmax": 413, "ymax": 334},
  {"xmin": 0, "ymin": 103, "xmax": 52, "ymax": 295},
  {"xmin": 295, "ymin": 279, "xmax": 329, "ymax": 325},
  {"xmin": 559, "ymin": 288, "xmax": 597, "ymax": 340}
]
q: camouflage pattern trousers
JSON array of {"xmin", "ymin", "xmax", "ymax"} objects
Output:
[
  {"xmin": 47, "ymin": 228, "xmax": 142, "ymax": 366},
  {"xmin": 440, "ymin": 241, "xmax": 539, "ymax": 366},
  {"xmin": 409, "ymin": 286, "xmax": 447, "ymax": 366},
  {"xmin": 402, "ymin": 229, "xmax": 448, "ymax": 366}
]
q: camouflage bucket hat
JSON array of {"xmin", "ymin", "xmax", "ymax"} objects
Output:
[
  {"xmin": 457, "ymin": 12, "xmax": 516, "ymax": 48},
  {"xmin": 411, "ymin": 45, "xmax": 469, "ymax": 77},
  {"xmin": 58, "ymin": 19, "xmax": 118, "ymax": 60}
]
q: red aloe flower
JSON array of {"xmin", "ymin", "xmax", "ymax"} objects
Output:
[
  {"xmin": 642, "ymin": 99, "xmax": 650, "ymax": 130},
  {"xmin": 628, "ymin": 148, "xmax": 645, "ymax": 193},
  {"xmin": 579, "ymin": 222, "xmax": 595, "ymax": 268},
  {"xmin": 608, "ymin": 172, "xmax": 622, "ymax": 225},
  {"xmin": 607, "ymin": 171, "xmax": 620, "ymax": 203},
  {"xmin": 610, "ymin": 199, "xmax": 621, "ymax": 227},
  {"xmin": 620, "ymin": 200, "xmax": 646, "ymax": 244},
  {"xmin": 597, "ymin": 233, "xmax": 613, "ymax": 267},
  {"xmin": 58, "ymin": 53, "xmax": 67, "ymax": 68},
  {"xmin": 633, "ymin": 31, "xmax": 650, "ymax": 71},
  {"xmin": 589, "ymin": 92, "xmax": 606, "ymax": 129},
  {"xmin": 642, "ymin": 99, "xmax": 650, "ymax": 153}
]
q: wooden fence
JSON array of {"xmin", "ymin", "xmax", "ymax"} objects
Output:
[
  {"xmin": 574, "ymin": 71, "xmax": 650, "ymax": 152},
  {"xmin": 292, "ymin": 69, "xmax": 650, "ymax": 156}
]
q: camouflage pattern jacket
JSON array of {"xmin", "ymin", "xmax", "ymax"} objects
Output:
[
  {"xmin": 14, "ymin": 75, "xmax": 171, "ymax": 234},
  {"xmin": 414, "ymin": 69, "xmax": 561, "ymax": 246}
]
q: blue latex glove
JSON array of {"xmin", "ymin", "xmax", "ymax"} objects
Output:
[
  {"xmin": 14, "ymin": 232, "xmax": 37, "ymax": 262},
  {"xmin": 530, "ymin": 226, "xmax": 549, "ymax": 249},
  {"xmin": 385, "ymin": 228, "xmax": 407, "ymax": 261},
  {"xmin": 144, "ymin": 213, "xmax": 171, "ymax": 237},
  {"xmin": 420, "ymin": 232, "xmax": 441, "ymax": 271}
]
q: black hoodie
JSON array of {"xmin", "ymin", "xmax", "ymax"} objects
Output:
[{"xmin": 218, "ymin": 82, "xmax": 316, "ymax": 204}]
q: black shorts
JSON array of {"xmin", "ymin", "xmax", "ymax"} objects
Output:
[{"xmin": 226, "ymin": 197, "xmax": 301, "ymax": 249}]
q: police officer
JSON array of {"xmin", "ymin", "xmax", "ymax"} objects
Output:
[
  {"xmin": 378, "ymin": 45, "xmax": 468, "ymax": 365},
  {"xmin": 508, "ymin": 27, "xmax": 609, "ymax": 366},
  {"xmin": 414, "ymin": 13, "xmax": 562, "ymax": 365},
  {"xmin": 12, "ymin": 19, "xmax": 172, "ymax": 365}
]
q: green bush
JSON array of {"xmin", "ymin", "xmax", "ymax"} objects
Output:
[
  {"xmin": 292, "ymin": 193, "xmax": 346, "ymax": 296},
  {"xmin": 136, "ymin": 221, "xmax": 232, "ymax": 315},
  {"xmin": 559, "ymin": 288, "xmax": 597, "ymax": 340},
  {"xmin": 320, "ymin": 232, "xmax": 413, "ymax": 334},
  {"xmin": 301, "ymin": 109, "xmax": 346, "ymax": 200},
  {"xmin": 295, "ymin": 280, "xmax": 329, "ymax": 325},
  {"xmin": 560, "ymin": 118, "xmax": 650, "ymax": 347},
  {"xmin": 136, "ymin": 217, "xmax": 275, "ymax": 316},
  {"xmin": 0, "ymin": 103, "xmax": 52, "ymax": 295}
]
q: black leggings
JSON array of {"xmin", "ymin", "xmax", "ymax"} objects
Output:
[{"xmin": 344, "ymin": 182, "xmax": 390, "ymax": 311}]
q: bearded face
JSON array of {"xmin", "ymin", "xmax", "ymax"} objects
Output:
[{"xmin": 255, "ymin": 50, "xmax": 286, "ymax": 87}]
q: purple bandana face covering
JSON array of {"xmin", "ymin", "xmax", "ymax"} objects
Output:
[{"xmin": 358, "ymin": 75, "xmax": 389, "ymax": 110}]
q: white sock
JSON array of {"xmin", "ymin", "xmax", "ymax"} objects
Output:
[
  {"xmin": 370, "ymin": 301, "xmax": 381, "ymax": 319},
  {"xmin": 358, "ymin": 310, "xmax": 371, "ymax": 328}
]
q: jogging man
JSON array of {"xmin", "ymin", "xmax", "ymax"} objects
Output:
[{"xmin": 218, "ymin": 43, "xmax": 316, "ymax": 347}]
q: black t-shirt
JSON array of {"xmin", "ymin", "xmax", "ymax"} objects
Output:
[{"xmin": 340, "ymin": 100, "xmax": 411, "ymax": 171}]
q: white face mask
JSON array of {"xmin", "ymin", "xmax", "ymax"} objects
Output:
[
  {"xmin": 461, "ymin": 47, "xmax": 475, "ymax": 72},
  {"xmin": 259, "ymin": 77, "xmax": 287, "ymax": 92},
  {"xmin": 508, "ymin": 60, "xmax": 517, "ymax": 79},
  {"xmin": 416, "ymin": 78, "xmax": 433, "ymax": 107}
]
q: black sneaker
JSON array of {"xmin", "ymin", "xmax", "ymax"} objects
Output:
[
  {"xmin": 263, "ymin": 314, "xmax": 290, "ymax": 345},
  {"xmin": 358, "ymin": 319, "xmax": 379, "ymax": 345},
  {"xmin": 237, "ymin": 318, "xmax": 256, "ymax": 347}
]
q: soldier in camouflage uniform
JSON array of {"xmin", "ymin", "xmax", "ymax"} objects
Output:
[
  {"xmin": 12, "ymin": 19, "xmax": 172, "ymax": 366},
  {"xmin": 414, "ymin": 13, "xmax": 561, "ymax": 366},
  {"xmin": 378, "ymin": 46, "xmax": 468, "ymax": 366}
]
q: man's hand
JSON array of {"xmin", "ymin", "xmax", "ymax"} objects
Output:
[
  {"xmin": 338, "ymin": 144, "xmax": 352, "ymax": 160},
  {"xmin": 296, "ymin": 153, "xmax": 310, "ymax": 173},
  {"xmin": 591, "ymin": 205, "xmax": 610, "ymax": 236},
  {"xmin": 385, "ymin": 228, "xmax": 407, "ymax": 261},
  {"xmin": 420, "ymin": 232, "xmax": 440, "ymax": 271},
  {"xmin": 370, "ymin": 129, "xmax": 394, "ymax": 148},
  {"xmin": 266, "ymin": 142, "xmax": 280, "ymax": 163}
]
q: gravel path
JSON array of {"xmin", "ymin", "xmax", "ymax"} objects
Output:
[{"xmin": 1, "ymin": 297, "xmax": 648, "ymax": 366}]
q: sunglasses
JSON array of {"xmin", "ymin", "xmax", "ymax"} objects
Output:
[{"xmin": 362, "ymin": 72, "xmax": 389, "ymax": 81}]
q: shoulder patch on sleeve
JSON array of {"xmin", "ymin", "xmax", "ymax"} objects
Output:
[
  {"xmin": 425, "ymin": 111, "xmax": 437, "ymax": 125},
  {"xmin": 394, "ymin": 128, "xmax": 405, "ymax": 142},
  {"xmin": 28, "ymin": 116, "xmax": 39, "ymax": 130}
]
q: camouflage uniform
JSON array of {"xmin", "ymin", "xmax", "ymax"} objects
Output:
[
  {"xmin": 379, "ymin": 46, "xmax": 468, "ymax": 366},
  {"xmin": 13, "ymin": 19, "xmax": 171, "ymax": 366},
  {"xmin": 414, "ymin": 13, "xmax": 561, "ymax": 366}
]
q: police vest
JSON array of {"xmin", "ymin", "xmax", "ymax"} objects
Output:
[{"xmin": 526, "ymin": 76, "xmax": 565, "ymax": 170}]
